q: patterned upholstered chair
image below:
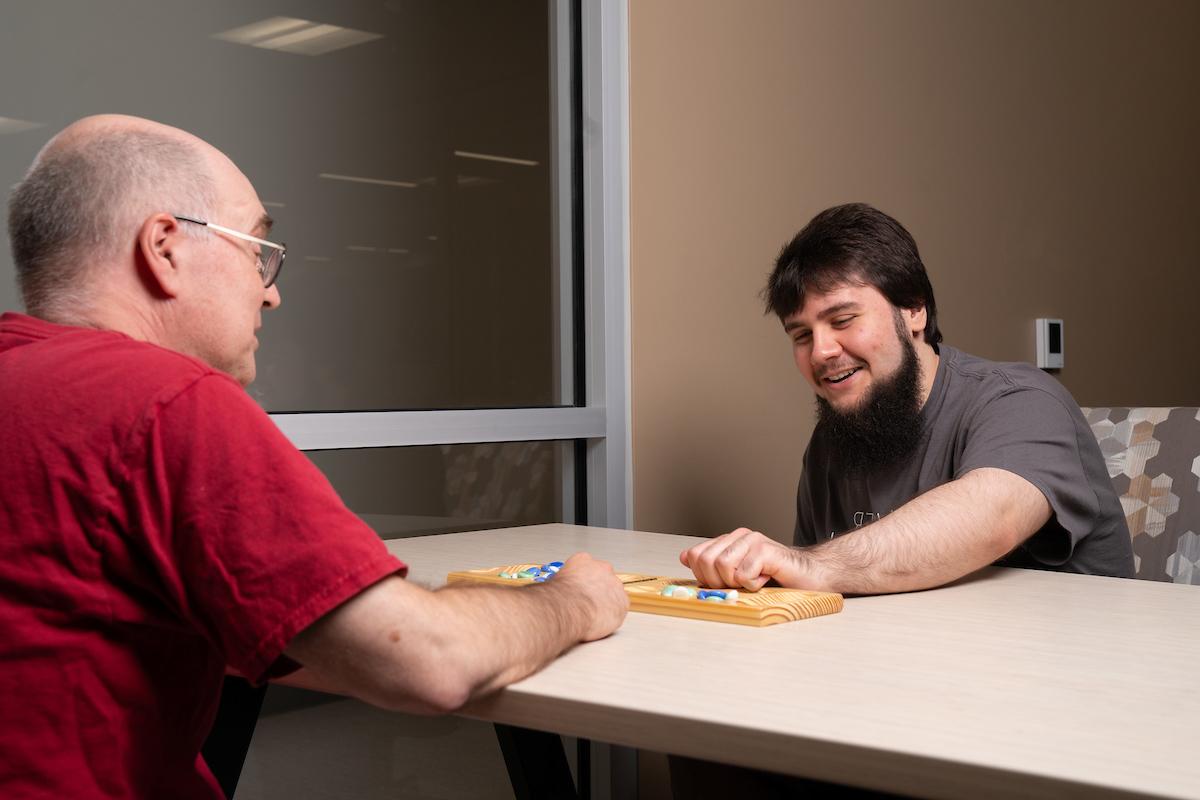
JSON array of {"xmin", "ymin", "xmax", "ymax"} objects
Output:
[{"xmin": 1081, "ymin": 407, "xmax": 1200, "ymax": 584}]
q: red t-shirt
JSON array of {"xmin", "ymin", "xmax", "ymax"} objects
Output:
[{"xmin": 0, "ymin": 313, "xmax": 406, "ymax": 798}]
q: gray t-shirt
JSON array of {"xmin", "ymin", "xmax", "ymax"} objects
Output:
[{"xmin": 795, "ymin": 345, "xmax": 1134, "ymax": 577}]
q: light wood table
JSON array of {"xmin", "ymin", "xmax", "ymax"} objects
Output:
[{"xmin": 384, "ymin": 523, "xmax": 1200, "ymax": 800}]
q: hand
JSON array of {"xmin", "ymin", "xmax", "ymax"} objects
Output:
[
  {"xmin": 549, "ymin": 553, "xmax": 630, "ymax": 641},
  {"xmin": 679, "ymin": 528, "xmax": 801, "ymax": 590}
]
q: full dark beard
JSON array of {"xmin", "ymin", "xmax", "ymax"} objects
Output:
[{"xmin": 815, "ymin": 327, "xmax": 924, "ymax": 476}]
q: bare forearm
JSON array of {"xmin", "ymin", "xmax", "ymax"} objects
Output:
[
  {"xmin": 788, "ymin": 469, "xmax": 1051, "ymax": 594},
  {"xmin": 285, "ymin": 555, "xmax": 626, "ymax": 715},
  {"xmin": 797, "ymin": 500, "xmax": 1002, "ymax": 593},
  {"xmin": 423, "ymin": 581, "xmax": 592, "ymax": 697},
  {"xmin": 294, "ymin": 581, "xmax": 589, "ymax": 713}
]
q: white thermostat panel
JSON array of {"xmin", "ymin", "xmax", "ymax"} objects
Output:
[{"xmin": 1036, "ymin": 318, "xmax": 1064, "ymax": 369}]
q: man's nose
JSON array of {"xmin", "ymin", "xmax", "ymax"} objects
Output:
[
  {"xmin": 263, "ymin": 284, "xmax": 282, "ymax": 309},
  {"xmin": 810, "ymin": 327, "xmax": 841, "ymax": 361}
]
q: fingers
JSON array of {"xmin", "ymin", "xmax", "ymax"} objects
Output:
[
  {"xmin": 557, "ymin": 552, "xmax": 616, "ymax": 587},
  {"xmin": 733, "ymin": 547, "xmax": 772, "ymax": 591},
  {"xmin": 681, "ymin": 531, "xmax": 728, "ymax": 587},
  {"xmin": 555, "ymin": 552, "xmax": 628, "ymax": 641},
  {"xmin": 726, "ymin": 538, "xmax": 771, "ymax": 591},
  {"xmin": 559, "ymin": 552, "xmax": 612, "ymax": 577},
  {"xmin": 683, "ymin": 528, "xmax": 771, "ymax": 589},
  {"xmin": 711, "ymin": 535, "xmax": 752, "ymax": 588}
]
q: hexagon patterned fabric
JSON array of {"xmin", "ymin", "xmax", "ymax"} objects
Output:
[{"xmin": 1081, "ymin": 407, "xmax": 1200, "ymax": 584}]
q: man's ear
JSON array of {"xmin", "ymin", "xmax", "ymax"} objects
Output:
[
  {"xmin": 905, "ymin": 305, "xmax": 927, "ymax": 338},
  {"xmin": 137, "ymin": 213, "xmax": 188, "ymax": 299}
]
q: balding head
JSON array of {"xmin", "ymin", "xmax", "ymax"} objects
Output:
[{"xmin": 7, "ymin": 115, "xmax": 220, "ymax": 319}]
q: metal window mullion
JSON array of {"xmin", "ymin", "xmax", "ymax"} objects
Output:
[
  {"xmin": 582, "ymin": 0, "xmax": 631, "ymax": 532},
  {"xmin": 576, "ymin": 5, "xmax": 635, "ymax": 800},
  {"xmin": 550, "ymin": 0, "xmax": 579, "ymax": 524},
  {"xmin": 269, "ymin": 407, "xmax": 606, "ymax": 451}
]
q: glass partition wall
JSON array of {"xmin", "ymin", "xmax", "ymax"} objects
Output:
[
  {"xmin": 1, "ymin": 1, "xmax": 630, "ymax": 796},
  {"xmin": 0, "ymin": 0, "xmax": 627, "ymax": 531}
]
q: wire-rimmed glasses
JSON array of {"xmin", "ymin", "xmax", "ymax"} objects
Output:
[{"xmin": 174, "ymin": 215, "xmax": 287, "ymax": 288}]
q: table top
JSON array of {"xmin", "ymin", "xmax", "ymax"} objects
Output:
[{"xmin": 384, "ymin": 523, "xmax": 1200, "ymax": 800}]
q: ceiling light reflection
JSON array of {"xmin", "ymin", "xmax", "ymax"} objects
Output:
[
  {"xmin": 319, "ymin": 172, "xmax": 418, "ymax": 189},
  {"xmin": 213, "ymin": 17, "xmax": 383, "ymax": 56},
  {"xmin": 346, "ymin": 245, "xmax": 411, "ymax": 254},
  {"xmin": 454, "ymin": 150, "xmax": 539, "ymax": 167},
  {"xmin": 0, "ymin": 116, "xmax": 44, "ymax": 135},
  {"xmin": 215, "ymin": 17, "xmax": 309, "ymax": 44}
]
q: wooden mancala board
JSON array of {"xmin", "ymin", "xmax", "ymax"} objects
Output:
[{"xmin": 446, "ymin": 565, "xmax": 843, "ymax": 627}]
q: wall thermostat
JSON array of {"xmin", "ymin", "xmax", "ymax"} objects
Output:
[{"xmin": 1036, "ymin": 318, "xmax": 1064, "ymax": 369}]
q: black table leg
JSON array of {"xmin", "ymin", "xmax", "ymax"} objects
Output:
[
  {"xmin": 202, "ymin": 676, "xmax": 268, "ymax": 799},
  {"xmin": 577, "ymin": 736, "xmax": 590, "ymax": 800},
  {"xmin": 494, "ymin": 724, "xmax": 580, "ymax": 800}
]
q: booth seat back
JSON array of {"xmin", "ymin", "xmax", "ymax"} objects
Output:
[{"xmin": 1081, "ymin": 407, "xmax": 1200, "ymax": 584}]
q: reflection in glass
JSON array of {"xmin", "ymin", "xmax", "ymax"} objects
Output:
[
  {"xmin": 0, "ymin": 0, "xmax": 572, "ymax": 411},
  {"xmin": 307, "ymin": 440, "xmax": 570, "ymax": 540}
]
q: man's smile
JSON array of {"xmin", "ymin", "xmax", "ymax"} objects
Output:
[{"xmin": 824, "ymin": 367, "xmax": 862, "ymax": 384}]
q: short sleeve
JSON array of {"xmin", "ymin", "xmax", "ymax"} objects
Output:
[
  {"xmin": 794, "ymin": 440, "xmax": 820, "ymax": 546},
  {"xmin": 117, "ymin": 374, "xmax": 406, "ymax": 682},
  {"xmin": 955, "ymin": 387, "xmax": 1101, "ymax": 565}
]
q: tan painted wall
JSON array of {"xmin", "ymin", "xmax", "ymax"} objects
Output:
[{"xmin": 629, "ymin": 0, "xmax": 1200, "ymax": 541}]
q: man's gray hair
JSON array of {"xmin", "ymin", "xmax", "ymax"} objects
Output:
[{"xmin": 7, "ymin": 127, "xmax": 217, "ymax": 318}]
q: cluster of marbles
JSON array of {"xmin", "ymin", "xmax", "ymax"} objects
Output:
[
  {"xmin": 660, "ymin": 585, "xmax": 739, "ymax": 604},
  {"xmin": 499, "ymin": 561, "xmax": 565, "ymax": 582}
]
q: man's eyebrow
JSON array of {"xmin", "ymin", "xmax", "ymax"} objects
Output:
[
  {"xmin": 783, "ymin": 301, "xmax": 861, "ymax": 332},
  {"xmin": 253, "ymin": 214, "xmax": 274, "ymax": 237},
  {"xmin": 816, "ymin": 301, "xmax": 860, "ymax": 319}
]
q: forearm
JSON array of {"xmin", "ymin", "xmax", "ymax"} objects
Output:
[
  {"xmin": 788, "ymin": 468, "xmax": 1050, "ymax": 594},
  {"xmin": 421, "ymin": 581, "xmax": 591, "ymax": 698},
  {"xmin": 286, "ymin": 575, "xmax": 599, "ymax": 715}
]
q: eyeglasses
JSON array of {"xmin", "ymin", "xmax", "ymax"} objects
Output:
[{"xmin": 174, "ymin": 215, "xmax": 287, "ymax": 288}]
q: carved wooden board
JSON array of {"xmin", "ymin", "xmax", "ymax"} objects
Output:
[{"xmin": 446, "ymin": 565, "xmax": 843, "ymax": 626}]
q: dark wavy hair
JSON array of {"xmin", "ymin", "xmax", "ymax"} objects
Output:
[{"xmin": 763, "ymin": 203, "xmax": 942, "ymax": 346}]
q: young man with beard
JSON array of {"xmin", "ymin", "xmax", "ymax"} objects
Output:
[{"xmin": 680, "ymin": 203, "xmax": 1133, "ymax": 595}]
